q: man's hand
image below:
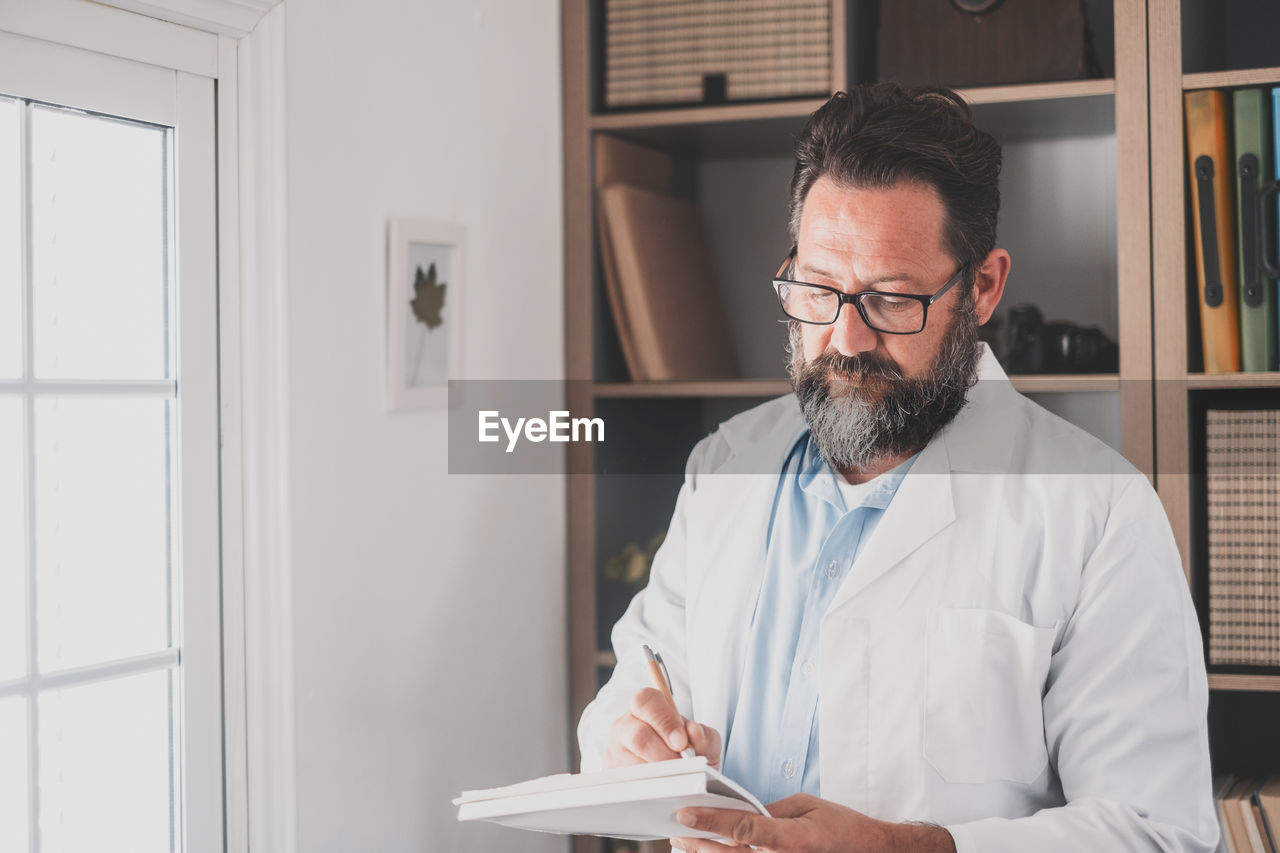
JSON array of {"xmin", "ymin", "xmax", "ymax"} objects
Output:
[
  {"xmin": 671, "ymin": 794, "xmax": 956, "ymax": 853},
  {"xmin": 602, "ymin": 688, "xmax": 722, "ymax": 769}
]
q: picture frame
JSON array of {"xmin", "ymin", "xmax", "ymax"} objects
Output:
[{"xmin": 386, "ymin": 218, "xmax": 465, "ymax": 410}]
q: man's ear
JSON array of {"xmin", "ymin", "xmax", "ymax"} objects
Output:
[{"xmin": 972, "ymin": 248, "xmax": 1010, "ymax": 326}]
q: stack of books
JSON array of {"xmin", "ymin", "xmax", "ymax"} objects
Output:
[
  {"xmin": 1213, "ymin": 776, "xmax": 1280, "ymax": 852},
  {"xmin": 1184, "ymin": 88, "xmax": 1280, "ymax": 374}
]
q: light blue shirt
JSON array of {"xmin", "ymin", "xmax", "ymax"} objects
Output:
[{"xmin": 720, "ymin": 432, "xmax": 915, "ymax": 804}]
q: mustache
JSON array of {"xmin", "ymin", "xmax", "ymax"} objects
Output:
[{"xmin": 806, "ymin": 350, "xmax": 905, "ymax": 384}]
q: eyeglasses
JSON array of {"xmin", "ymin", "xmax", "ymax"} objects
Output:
[{"xmin": 772, "ymin": 247, "xmax": 969, "ymax": 335}]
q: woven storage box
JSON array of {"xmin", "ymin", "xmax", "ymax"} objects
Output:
[
  {"xmin": 1206, "ymin": 409, "xmax": 1280, "ymax": 667},
  {"xmin": 603, "ymin": 0, "xmax": 833, "ymax": 109}
]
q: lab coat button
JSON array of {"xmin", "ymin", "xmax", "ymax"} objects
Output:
[
  {"xmin": 825, "ymin": 560, "xmax": 839, "ymax": 579},
  {"xmin": 801, "ymin": 659, "xmax": 816, "ymax": 677},
  {"xmin": 782, "ymin": 759, "xmax": 796, "ymax": 779}
]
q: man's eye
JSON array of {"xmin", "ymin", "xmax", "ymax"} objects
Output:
[{"xmin": 870, "ymin": 294, "xmax": 914, "ymax": 311}]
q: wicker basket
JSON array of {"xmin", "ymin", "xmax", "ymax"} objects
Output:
[{"xmin": 603, "ymin": 0, "xmax": 834, "ymax": 109}]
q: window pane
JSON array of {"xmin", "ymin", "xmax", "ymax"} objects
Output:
[
  {"xmin": 35, "ymin": 398, "xmax": 170, "ymax": 671},
  {"xmin": 39, "ymin": 669, "xmax": 173, "ymax": 853},
  {"xmin": 30, "ymin": 105, "xmax": 169, "ymax": 380},
  {"xmin": 0, "ymin": 399, "xmax": 24, "ymax": 682},
  {"xmin": 0, "ymin": 697, "xmax": 29, "ymax": 853},
  {"xmin": 0, "ymin": 98, "xmax": 19, "ymax": 379}
]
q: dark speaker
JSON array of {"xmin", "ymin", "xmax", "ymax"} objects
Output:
[{"xmin": 877, "ymin": 0, "xmax": 1098, "ymax": 89}]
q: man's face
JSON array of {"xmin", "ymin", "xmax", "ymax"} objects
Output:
[
  {"xmin": 792, "ymin": 176, "xmax": 965, "ymax": 376},
  {"xmin": 787, "ymin": 176, "xmax": 987, "ymax": 472}
]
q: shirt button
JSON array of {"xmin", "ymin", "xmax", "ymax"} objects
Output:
[
  {"xmin": 782, "ymin": 759, "xmax": 797, "ymax": 780},
  {"xmin": 825, "ymin": 560, "xmax": 839, "ymax": 579},
  {"xmin": 801, "ymin": 659, "xmax": 816, "ymax": 677}
]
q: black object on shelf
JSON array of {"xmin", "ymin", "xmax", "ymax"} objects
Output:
[{"xmin": 1002, "ymin": 304, "xmax": 1119, "ymax": 374}]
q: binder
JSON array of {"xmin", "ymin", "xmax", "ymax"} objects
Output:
[
  {"xmin": 1271, "ymin": 86, "xmax": 1280, "ymax": 370},
  {"xmin": 1186, "ymin": 89, "xmax": 1242, "ymax": 373},
  {"xmin": 598, "ymin": 184, "xmax": 739, "ymax": 381},
  {"xmin": 593, "ymin": 135, "xmax": 673, "ymax": 380},
  {"xmin": 1233, "ymin": 88, "xmax": 1278, "ymax": 372}
]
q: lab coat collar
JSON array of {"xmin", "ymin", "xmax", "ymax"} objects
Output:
[
  {"xmin": 714, "ymin": 343, "xmax": 1020, "ymax": 478},
  {"xmin": 712, "ymin": 344, "xmax": 1023, "ymax": 610},
  {"xmin": 827, "ymin": 344, "xmax": 1023, "ymax": 608}
]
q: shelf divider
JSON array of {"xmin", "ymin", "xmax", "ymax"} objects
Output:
[
  {"xmin": 1209, "ymin": 673, "xmax": 1280, "ymax": 693},
  {"xmin": 588, "ymin": 79, "xmax": 1116, "ymax": 132},
  {"xmin": 592, "ymin": 375, "xmax": 1122, "ymax": 399},
  {"xmin": 1183, "ymin": 67, "xmax": 1280, "ymax": 91},
  {"xmin": 1186, "ymin": 372, "xmax": 1280, "ymax": 390}
]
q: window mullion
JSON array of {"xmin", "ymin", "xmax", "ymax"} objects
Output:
[{"xmin": 19, "ymin": 95, "xmax": 39, "ymax": 853}]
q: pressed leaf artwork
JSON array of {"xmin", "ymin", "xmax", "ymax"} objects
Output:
[{"xmin": 410, "ymin": 262, "xmax": 447, "ymax": 330}]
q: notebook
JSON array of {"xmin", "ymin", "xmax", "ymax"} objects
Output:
[{"xmin": 454, "ymin": 756, "xmax": 768, "ymax": 841}]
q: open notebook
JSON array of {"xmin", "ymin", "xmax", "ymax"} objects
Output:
[{"xmin": 454, "ymin": 756, "xmax": 769, "ymax": 841}]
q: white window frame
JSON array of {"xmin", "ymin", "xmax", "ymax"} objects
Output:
[{"xmin": 0, "ymin": 2, "xmax": 296, "ymax": 852}]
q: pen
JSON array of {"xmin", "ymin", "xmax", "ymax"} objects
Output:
[{"xmin": 642, "ymin": 643, "xmax": 696, "ymax": 759}]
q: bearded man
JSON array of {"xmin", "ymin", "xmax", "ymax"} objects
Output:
[{"xmin": 576, "ymin": 84, "xmax": 1218, "ymax": 853}]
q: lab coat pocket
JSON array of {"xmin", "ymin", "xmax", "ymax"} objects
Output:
[{"xmin": 923, "ymin": 608, "xmax": 1056, "ymax": 785}]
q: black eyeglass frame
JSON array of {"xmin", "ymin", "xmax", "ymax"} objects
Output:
[{"xmin": 772, "ymin": 247, "xmax": 971, "ymax": 335}]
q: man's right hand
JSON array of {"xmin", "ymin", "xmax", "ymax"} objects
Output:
[{"xmin": 602, "ymin": 688, "xmax": 722, "ymax": 770}]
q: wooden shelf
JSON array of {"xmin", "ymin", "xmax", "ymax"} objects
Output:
[
  {"xmin": 959, "ymin": 78, "xmax": 1115, "ymax": 105},
  {"xmin": 1209, "ymin": 673, "xmax": 1280, "ymax": 692},
  {"xmin": 1184, "ymin": 66, "xmax": 1280, "ymax": 91},
  {"xmin": 1186, "ymin": 372, "xmax": 1280, "ymax": 390},
  {"xmin": 1009, "ymin": 374, "xmax": 1122, "ymax": 393},
  {"xmin": 594, "ymin": 650, "xmax": 617, "ymax": 668},
  {"xmin": 593, "ymin": 379, "xmax": 791, "ymax": 399},
  {"xmin": 593, "ymin": 375, "xmax": 1121, "ymax": 398},
  {"xmin": 589, "ymin": 79, "xmax": 1117, "ymax": 132},
  {"xmin": 589, "ymin": 98, "xmax": 827, "ymax": 131}
]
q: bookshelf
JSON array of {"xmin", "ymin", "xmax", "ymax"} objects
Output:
[
  {"xmin": 1148, "ymin": 0, "xmax": 1280, "ymax": 793},
  {"xmin": 559, "ymin": 1, "xmax": 1280, "ymax": 849}
]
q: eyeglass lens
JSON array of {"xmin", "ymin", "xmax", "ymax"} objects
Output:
[{"xmin": 776, "ymin": 283, "xmax": 925, "ymax": 333}]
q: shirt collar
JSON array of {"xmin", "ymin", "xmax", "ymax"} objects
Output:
[{"xmin": 792, "ymin": 431, "xmax": 918, "ymax": 513}]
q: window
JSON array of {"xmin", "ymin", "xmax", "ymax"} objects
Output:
[{"xmin": 0, "ymin": 29, "xmax": 221, "ymax": 853}]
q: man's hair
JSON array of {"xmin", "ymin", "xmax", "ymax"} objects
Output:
[{"xmin": 788, "ymin": 84, "xmax": 1002, "ymax": 280}]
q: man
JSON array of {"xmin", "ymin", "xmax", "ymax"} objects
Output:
[{"xmin": 576, "ymin": 84, "xmax": 1218, "ymax": 853}]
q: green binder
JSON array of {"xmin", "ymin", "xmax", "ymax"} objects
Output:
[{"xmin": 1232, "ymin": 88, "xmax": 1278, "ymax": 372}]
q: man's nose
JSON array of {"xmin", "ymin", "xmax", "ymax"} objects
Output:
[{"xmin": 828, "ymin": 300, "xmax": 879, "ymax": 356}]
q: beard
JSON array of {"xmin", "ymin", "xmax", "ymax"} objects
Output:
[{"xmin": 787, "ymin": 301, "xmax": 982, "ymax": 473}]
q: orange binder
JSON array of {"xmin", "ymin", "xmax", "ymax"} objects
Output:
[{"xmin": 1185, "ymin": 89, "xmax": 1243, "ymax": 373}]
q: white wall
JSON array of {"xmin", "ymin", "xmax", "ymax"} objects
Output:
[{"xmin": 284, "ymin": 2, "xmax": 567, "ymax": 851}]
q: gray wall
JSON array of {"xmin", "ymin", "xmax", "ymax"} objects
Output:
[{"xmin": 284, "ymin": 2, "xmax": 567, "ymax": 851}]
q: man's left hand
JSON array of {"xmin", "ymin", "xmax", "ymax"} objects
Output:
[{"xmin": 670, "ymin": 794, "xmax": 956, "ymax": 853}]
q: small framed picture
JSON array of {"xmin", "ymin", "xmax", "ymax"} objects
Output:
[{"xmin": 386, "ymin": 218, "xmax": 465, "ymax": 410}]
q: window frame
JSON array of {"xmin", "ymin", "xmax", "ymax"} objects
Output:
[
  {"xmin": 0, "ymin": 2, "xmax": 296, "ymax": 852},
  {"xmin": 0, "ymin": 28, "xmax": 222, "ymax": 853}
]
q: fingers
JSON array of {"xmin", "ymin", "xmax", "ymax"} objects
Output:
[
  {"xmin": 629, "ymin": 687, "xmax": 690, "ymax": 752},
  {"xmin": 602, "ymin": 690, "xmax": 723, "ymax": 770},
  {"xmin": 603, "ymin": 711, "xmax": 680, "ymax": 767},
  {"xmin": 686, "ymin": 721, "xmax": 723, "ymax": 768},
  {"xmin": 669, "ymin": 836, "xmax": 740, "ymax": 852},
  {"xmin": 602, "ymin": 688, "xmax": 689, "ymax": 768},
  {"xmin": 676, "ymin": 807, "xmax": 784, "ymax": 850},
  {"xmin": 763, "ymin": 793, "xmax": 820, "ymax": 819}
]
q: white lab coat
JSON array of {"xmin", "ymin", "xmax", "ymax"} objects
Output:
[{"xmin": 578, "ymin": 346, "xmax": 1219, "ymax": 853}]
